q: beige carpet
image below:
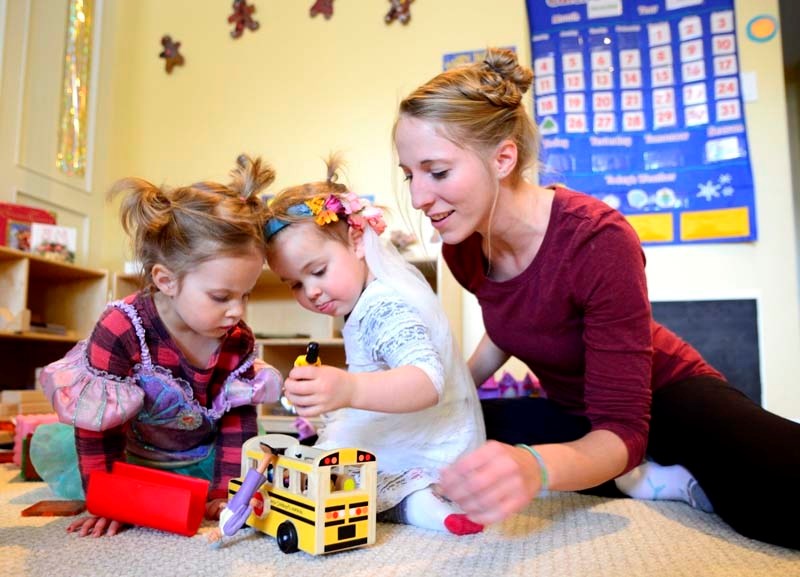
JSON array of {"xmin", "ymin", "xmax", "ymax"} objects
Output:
[{"xmin": 1, "ymin": 464, "xmax": 797, "ymax": 577}]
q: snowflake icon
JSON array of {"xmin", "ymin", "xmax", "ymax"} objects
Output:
[
  {"xmin": 696, "ymin": 180, "xmax": 720, "ymax": 201},
  {"xmin": 721, "ymin": 186, "xmax": 735, "ymax": 197},
  {"xmin": 718, "ymin": 173, "xmax": 732, "ymax": 185}
]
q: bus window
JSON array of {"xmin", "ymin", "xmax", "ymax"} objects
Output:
[
  {"xmin": 284, "ymin": 469, "xmax": 307, "ymax": 494},
  {"xmin": 280, "ymin": 467, "xmax": 290, "ymax": 489},
  {"xmin": 331, "ymin": 465, "xmax": 361, "ymax": 492}
]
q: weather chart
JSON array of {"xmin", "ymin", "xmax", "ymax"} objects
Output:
[{"xmin": 526, "ymin": 0, "xmax": 757, "ymax": 244}]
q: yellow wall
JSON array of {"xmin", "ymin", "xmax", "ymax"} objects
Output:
[
  {"xmin": 97, "ymin": 0, "xmax": 531, "ymax": 267},
  {"xmin": 2, "ymin": 0, "xmax": 799, "ymax": 419}
]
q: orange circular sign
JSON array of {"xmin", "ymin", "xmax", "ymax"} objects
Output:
[{"xmin": 746, "ymin": 15, "xmax": 778, "ymax": 43}]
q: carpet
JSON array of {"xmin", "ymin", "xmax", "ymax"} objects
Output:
[{"xmin": 1, "ymin": 464, "xmax": 797, "ymax": 577}]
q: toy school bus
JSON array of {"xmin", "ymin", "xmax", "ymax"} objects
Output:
[{"xmin": 227, "ymin": 433, "xmax": 377, "ymax": 555}]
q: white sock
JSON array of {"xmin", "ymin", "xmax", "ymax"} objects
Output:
[
  {"xmin": 400, "ymin": 487, "xmax": 483, "ymax": 535},
  {"xmin": 615, "ymin": 461, "xmax": 714, "ymax": 513}
]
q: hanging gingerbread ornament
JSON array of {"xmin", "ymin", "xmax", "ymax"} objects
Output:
[
  {"xmin": 228, "ymin": 0, "xmax": 260, "ymax": 38},
  {"xmin": 310, "ymin": 0, "xmax": 335, "ymax": 19},
  {"xmin": 159, "ymin": 35, "xmax": 185, "ymax": 74},
  {"xmin": 385, "ymin": 0, "xmax": 413, "ymax": 25}
]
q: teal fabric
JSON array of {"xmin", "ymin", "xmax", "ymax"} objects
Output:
[{"xmin": 29, "ymin": 423, "xmax": 84, "ymax": 499}]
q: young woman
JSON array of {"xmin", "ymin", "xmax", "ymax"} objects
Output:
[{"xmin": 393, "ymin": 47, "xmax": 799, "ymax": 550}]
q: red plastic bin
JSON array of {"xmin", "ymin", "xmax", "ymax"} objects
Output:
[{"xmin": 86, "ymin": 462, "xmax": 209, "ymax": 536}]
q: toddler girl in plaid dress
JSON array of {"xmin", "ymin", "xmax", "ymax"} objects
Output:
[{"xmin": 41, "ymin": 155, "xmax": 282, "ymax": 537}]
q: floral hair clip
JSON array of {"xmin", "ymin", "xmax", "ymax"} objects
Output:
[{"xmin": 265, "ymin": 193, "xmax": 386, "ymax": 240}]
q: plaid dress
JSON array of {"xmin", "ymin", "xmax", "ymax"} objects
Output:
[{"xmin": 75, "ymin": 292, "xmax": 259, "ymax": 500}]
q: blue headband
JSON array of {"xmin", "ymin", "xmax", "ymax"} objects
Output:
[{"xmin": 264, "ymin": 203, "xmax": 314, "ymax": 240}]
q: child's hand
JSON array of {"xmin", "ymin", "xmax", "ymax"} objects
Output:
[
  {"xmin": 283, "ymin": 365, "xmax": 354, "ymax": 417},
  {"xmin": 205, "ymin": 498, "xmax": 227, "ymax": 521},
  {"xmin": 66, "ymin": 515, "xmax": 126, "ymax": 537}
]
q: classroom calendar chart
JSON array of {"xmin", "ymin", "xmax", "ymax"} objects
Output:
[{"xmin": 527, "ymin": 0, "xmax": 757, "ymax": 244}]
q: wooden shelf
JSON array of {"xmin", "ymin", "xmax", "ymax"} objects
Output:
[
  {"xmin": 0, "ymin": 247, "xmax": 107, "ymax": 391},
  {"xmin": 258, "ymin": 340, "xmax": 348, "ymax": 381},
  {"xmin": 112, "ymin": 272, "xmax": 142, "ymax": 300},
  {"xmin": 255, "ymin": 337, "xmax": 344, "ymax": 347},
  {"xmin": 0, "ymin": 330, "xmax": 79, "ymax": 343}
]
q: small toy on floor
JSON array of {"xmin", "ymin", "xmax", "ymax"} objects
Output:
[
  {"xmin": 86, "ymin": 462, "xmax": 209, "ymax": 537},
  {"xmin": 21, "ymin": 500, "xmax": 86, "ymax": 517},
  {"xmin": 208, "ymin": 442, "xmax": 276, "ymax": 548},
  {"xmin": 220, "ymin": 433, "xmax": 377, "ymax": 554}
]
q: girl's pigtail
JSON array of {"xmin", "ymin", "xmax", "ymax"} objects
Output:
[
  {"xmin": 231, "ymin": 153, "xmax": 276, "ymax": 201},
  {"xmin": 324, "ymin": 153, "xmax": 348, "ymax": 195},
  {"xmin": 108, "ymin": 177, "xmax": 171, "ymax": 242}
]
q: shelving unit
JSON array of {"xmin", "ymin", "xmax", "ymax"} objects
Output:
[
  {"xmin": 112, "ymin": 272, "xmax": 142, "ymax": 301},
  {"xmin": 0, "ymin": 246, "xmax": 108, "ymax": 390}
]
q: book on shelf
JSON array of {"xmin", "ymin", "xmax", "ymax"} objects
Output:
[
  {"xmin": 29, "ymin": 223, "xmax": 77, "ymax": 264},
  {"xmin": 0, "ymin": 202, "xmax": 56, "ymax": 251}
]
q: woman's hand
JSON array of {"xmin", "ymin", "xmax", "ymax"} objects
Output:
[
  {"xmin": 283, "ymin": 365, "xmax": 354, "ymax": 417},
  {"xmin": 438, "ymin": 440, "xmax": 543, "ymax": 525},
  {"xmin": 205, "ymin": 498, "xmax": 227, "ymax": 521},
  {"xmin": 66, "ymin": 515, "xmax": 126, "ymax": 537}
]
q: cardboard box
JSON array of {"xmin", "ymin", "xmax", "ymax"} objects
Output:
[
  {"xmin": 1, "ymin": 390, "xmax": 46, "ymax": 404},
  {"xmin": 0, "ymin": 404, "xmax": 19, "ymax": 417},
  {"xmin": 0, "ymin": 202, "xmax": 56, "ymax": 251},
  {"xmin": 19, "ymin": 401, "xmax": 54, "ymax": 415}
]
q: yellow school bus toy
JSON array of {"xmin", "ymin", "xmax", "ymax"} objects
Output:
[{"xmin": 227, "ymin": 433, "xmax": 377, "ymax": 555}]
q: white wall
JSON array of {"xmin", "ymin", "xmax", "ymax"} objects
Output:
[
  {"xmin": 788, "ymin": 67, "xmax": 800, "ymax": 319},
  {"xmin": 647, "ymin": 1, "xmax": 799, "ymax": 419}
]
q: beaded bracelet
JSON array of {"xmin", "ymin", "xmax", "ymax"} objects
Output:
[{"xmin": 516, "ymin": 443, "xmax": 549, "ymax": 491}]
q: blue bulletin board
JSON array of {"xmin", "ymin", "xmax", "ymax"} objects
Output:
[{"xmin": 527, "ymin": 0, "xmax": 757, "ymax": 244}]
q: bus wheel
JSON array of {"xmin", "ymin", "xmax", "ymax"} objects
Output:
[{"xmin": 276, "ymin": 521, "xmax": 299, "ymax": 554}]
